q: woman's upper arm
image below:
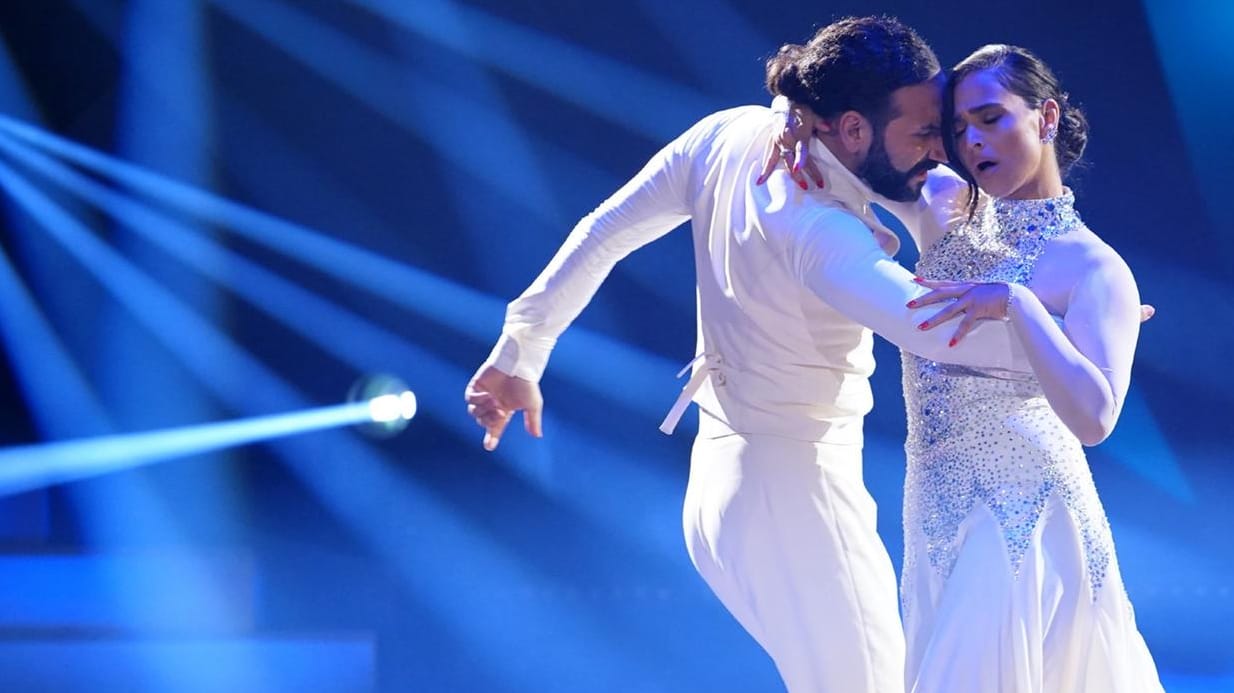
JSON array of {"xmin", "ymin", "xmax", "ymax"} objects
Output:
[
  {"xmin": 916, "ymin": 168, "xmax": 972, "ymax": 252},
  {"xmin": 1061, "ymin": 246, "xmax": 1142, "ymax": 404}
]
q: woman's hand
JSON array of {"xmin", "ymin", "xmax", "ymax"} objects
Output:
[
  {"xmin": 909, "ymin": 279, "xmax": 1158, "ymax": 348},
  {"xmin": 907, "ymin": 279, "xmax": 1012, "ymax": 347},
  {"xmin": 757, "ymin": 103, "xmax": 826, "ymax": 190}
]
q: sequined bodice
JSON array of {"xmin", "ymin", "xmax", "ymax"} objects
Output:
[{"xmin": 901, "ymin": 191, "xmax": 1113, "ymax": 597}]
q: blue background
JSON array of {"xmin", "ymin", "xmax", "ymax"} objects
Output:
[{"xmin": 0, "ymin": 0, "xmax": 1228, "ymax": 690}]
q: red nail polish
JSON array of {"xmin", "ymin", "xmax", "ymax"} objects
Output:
[
  {"xmin": 798, "ymin": 180, "xmax": 808, "ymax": 191},
  {"xmin": 918, "ymin": 322, "xmax": 928, "ymax": 330},
  {"xmin": 948, "ymin": 338, "xmax": 957, "ymax": 347},
  {"xmin": 913, "ymin": 277, "xmax": 924, "ymax": 283},
  {"xmin": 814, "ymin": 179, "xmax": 825, "ymax": 188},
  {"xmin": 907, "ymin": 300, "xmax": 918, "ymax": 308}
]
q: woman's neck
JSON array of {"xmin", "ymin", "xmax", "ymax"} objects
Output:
[{"xmin": 1004, "ymin": 163, "xmax": 1064, "ymax": 200}]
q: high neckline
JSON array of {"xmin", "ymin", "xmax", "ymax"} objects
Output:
[{"xmin": 990, "ymin": 189, "xmax": 1080, "ymax": 239}]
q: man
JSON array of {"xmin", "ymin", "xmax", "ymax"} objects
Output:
[{"xmin": 466, "ymin": 16, "xmax": 1028, "ymax": 693}]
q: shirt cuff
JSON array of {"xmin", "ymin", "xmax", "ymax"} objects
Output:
[{"xmin": 486, "ymin": 332, "xmax": 554, "ymax": 383}]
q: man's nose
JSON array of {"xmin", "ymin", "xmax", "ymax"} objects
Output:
[{"xmin": 927, "ymin": 133, "xmax": 947, "ymax": 163}]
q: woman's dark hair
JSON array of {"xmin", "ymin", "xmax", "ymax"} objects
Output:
[
  {"xmin": 943, "ymin": 44, "xmax": 1089, "ymax": 217},
  {"xmin": 765, "ymin": 16, "xmax": 940, "ymax": 130}
]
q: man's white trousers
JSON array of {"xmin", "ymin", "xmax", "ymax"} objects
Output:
[{"xmin": 684, "ymin": 433, "xmax": 905, "ymax": 693}]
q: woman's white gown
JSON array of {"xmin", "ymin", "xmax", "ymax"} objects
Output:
[{"xmin": 900, "ymin": 191, "xmax": 1163, "ymax": 693}]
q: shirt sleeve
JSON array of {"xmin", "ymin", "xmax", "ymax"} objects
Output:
[
  {"xmin": 485, "ymin": 115, "xmax": 714, "ymax": 382},
  {"xmin": 782, "ymin": 203, "xmax": 1032, "ymax": 370}
]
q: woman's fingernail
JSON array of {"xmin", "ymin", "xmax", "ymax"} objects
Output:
[
  {"xmin": 907, "ymin": 300, "xmax": 918, "ymax": 308},
  {"xmin": 814, "ymin": 178, "xmax": 825, "ymax": 188},
  {"xmin": 913, "ymin": 277, "xmax": 924, "ymax": 283},
  {"xmin": 918, "ymin": 322, "xmax": 929, "ymax": 330},
  {"xmin": 756, "ymin": 175, "xmax": 766, "ymax": 185},
  {"xmin": 948, "ymin": 338, "xmax": 957, "ymax": 347},
  {"xmin": 798, "ymin": 180, "xmax": 808, "ymax": 190}
]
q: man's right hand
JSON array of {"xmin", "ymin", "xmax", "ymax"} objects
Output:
[{"xmin": 465, "ymin": 364, "xmax": 544, "ymax": 451}]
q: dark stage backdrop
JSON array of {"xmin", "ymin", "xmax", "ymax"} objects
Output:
[{"xmin": 0, "ymin": 1, "xmax": 1228, "ymax": 691}]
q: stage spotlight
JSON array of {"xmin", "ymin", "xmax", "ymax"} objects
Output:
[
  {"xmin": 349, "ymin": 373, "xmax": 417, "ymax": 438},
  {"xmin": 0, "ymin": 374, "xmax": 418, "ymax": 495}
]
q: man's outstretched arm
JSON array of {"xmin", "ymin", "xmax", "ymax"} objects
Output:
[
  {"xmin": 467, "ymin": 110, "xmax": 742, "ymax": 449},
  {"xmin": 781, "ymin": 202, "xmax": 1030, "ymax": 370}
]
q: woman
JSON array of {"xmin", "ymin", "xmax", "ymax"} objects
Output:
[
  {"xmin": 899, "ymin": 44, "xmax": 1164, "ymax": 692},
  {"xmin": 768, "ymin": 43, "xmax": 1161, "ymax": 691}
]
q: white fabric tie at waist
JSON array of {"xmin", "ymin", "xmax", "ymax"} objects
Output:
[{"xmin": 659, "ymin": 353, "xmax": 722, "ymax": 435}]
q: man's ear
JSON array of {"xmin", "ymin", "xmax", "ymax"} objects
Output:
[{"xmin": 836, "ymin": 110, "xmax": 873, "ymax": 157}]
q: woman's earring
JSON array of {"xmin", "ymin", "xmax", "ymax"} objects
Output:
[{"xmin": 1041, "ymin": 126, "xmax": 1057, "ymax": 144}]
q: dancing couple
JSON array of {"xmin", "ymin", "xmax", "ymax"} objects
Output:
[{"xmin": 466, "ymin": 15, "xmax": 1162, "ymax": 693}]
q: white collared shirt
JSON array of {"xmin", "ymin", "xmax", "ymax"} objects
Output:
[{"xmin": 487, "ymin": 106, "xmax": 1027, "ymax": 444}]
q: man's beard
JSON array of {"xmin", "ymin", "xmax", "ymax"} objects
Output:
[{"xmin": 857, "ymin": 130, "xmax": 937, "ymax": 202}]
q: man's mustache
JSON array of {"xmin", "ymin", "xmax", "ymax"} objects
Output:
[{"xmin": 908, "ymin": 159, "xmax": 939, "ymax": 177}]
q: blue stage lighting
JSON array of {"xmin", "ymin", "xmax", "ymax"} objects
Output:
[
  {"xmin": 346, "ymin": 0, "xmax": 719, "ymax": 141},
  {"xmin": 349, "ymin": 372, "xmax": 417, "ymax": 438},
  {"xmin": 0, "ymin": 379, "xmax": 419, "ymax": 496},
  {"xmin": 0, "ymin": 117, "xmax": 681, "ymax": 416}
]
